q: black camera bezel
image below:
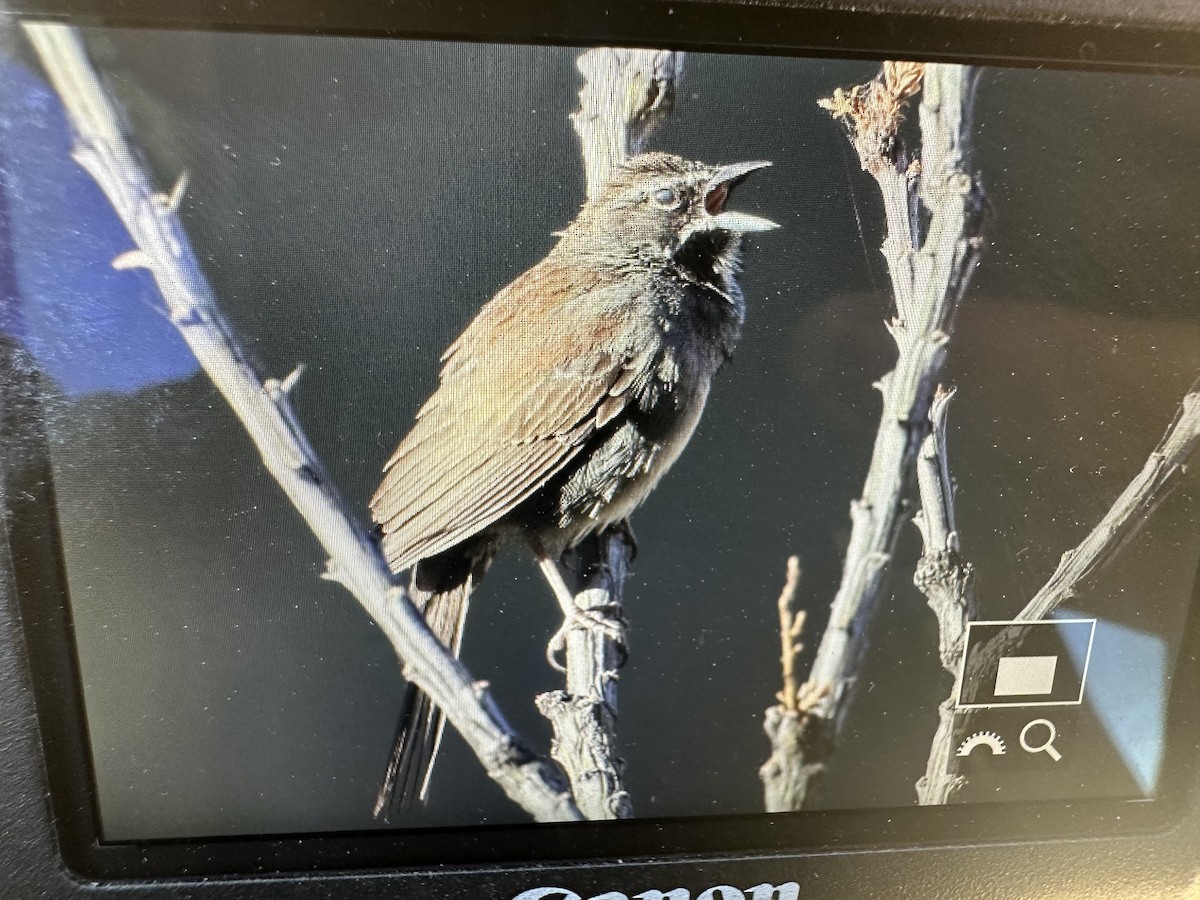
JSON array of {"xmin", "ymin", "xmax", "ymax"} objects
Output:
[{"xmin": 1, "ymin": 0, "xmax": 1198, "ymax": 884}]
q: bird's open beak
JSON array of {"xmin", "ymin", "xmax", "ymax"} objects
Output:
[{"xmin": 701, "ymin": 160, "xmax": 778, "ymax": 233}]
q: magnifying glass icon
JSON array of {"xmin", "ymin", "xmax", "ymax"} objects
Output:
[{"xmin": 1020, "ymin": 718, "xmax": 1063, "ymax": 761}]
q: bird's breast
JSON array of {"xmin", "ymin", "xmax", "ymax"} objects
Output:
[
  {"xmin": 613, "ymin": 370, "xmax": 712, "ymax": 518},
  {"xmin": 541, "ymin": 342, "xmax": 716, "ymax": 549},
  {"xmin": 519, "ymin": 267, "xmax": 744, "ymax": 555}
]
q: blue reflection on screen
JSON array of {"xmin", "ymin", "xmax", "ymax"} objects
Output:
[
  {"xmin": 1061, "ymin": 609, "xmax": 1167, "ymax": 795},
  {"xmin": 0, "ymin": 58, "xmax": 198, "ymax": 396}
]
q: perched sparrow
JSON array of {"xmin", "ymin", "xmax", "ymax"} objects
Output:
[{"xmin": 370, "ymin": 151, "xmax": 776, "ymax": 816}]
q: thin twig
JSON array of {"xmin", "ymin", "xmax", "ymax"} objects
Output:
[
  {"xmin": 23, "ymin": 21, "xmax": 581, "ymax": 823},
  {"xmin": 772, "ymin": 63, "xmax": 984, "ymax": 809},
  {"xmin": 1019, "ymin": 389, "xmax": 1200, "ymax": 621},
  {"xmin": 532, "ymin": 46, "xmax": 683, "ymax": 820},
  {"xmin": 911, "ymin": 385, "xmax": 976, "ymax": 805},
  {"xmin": 760, "ymin": 557, "xmax": 831, "ymax": 812},
  {"xmin": 776, "ymin": 556, "xmax": 805, "ymax": 713},
  {"xmin": 961, "ymin": 388, "xmax": 1200, "ymax": 697},
  {"xmin": 913, "ymin": 386, "xmax": 975, "ymax": 671}
]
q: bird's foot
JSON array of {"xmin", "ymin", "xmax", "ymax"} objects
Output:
[{"xmin": 545, "ymin": 603, "xmax": 629, "ymax": 672}]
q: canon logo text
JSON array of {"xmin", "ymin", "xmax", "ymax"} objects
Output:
[{"xmin": 512, "ymin": 882, "xmax": 800, "ymax": 900}]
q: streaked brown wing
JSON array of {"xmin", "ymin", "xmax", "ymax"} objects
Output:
[{"xmin": 370, "ymin": 261, "xmax": 655, "ymax": 573}]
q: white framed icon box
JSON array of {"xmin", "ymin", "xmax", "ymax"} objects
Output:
[{"xmin": 955, "ymin": 619, "xmax": 1097, "ymax": 710}]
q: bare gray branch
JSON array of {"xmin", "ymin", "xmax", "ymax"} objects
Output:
[
  {"xmin": 912, "ymin": 387, "xmax": 976, "ymax": 805},
  {"xmin": 773, "ymin": 62, "xmax": 984, "ymax": 809},
  {"xmin": 536, "ymin": 533, "xmax": 634, "ymax": 819},
  {"xmin": 1020, "ymin": 391, "xmax": 1200, "ymax": 621},
  {"xmin": 571, "ymin": 47, "xmax": 685, "ymax": 199},
  {"xmin": 23, "ymin": 20, "xmax": 581, "ymax": 823},
  {"xmin": 531, "ymin": 46, "xmax": 685, "ymax": 819}
]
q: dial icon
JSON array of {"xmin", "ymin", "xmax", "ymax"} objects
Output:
[{"xmin": 956, "ymin": 730, "xmax": 1007, "ymax": 757}]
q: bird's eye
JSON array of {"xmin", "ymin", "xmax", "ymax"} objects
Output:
[{"xmin": 653, "ymin": 187, "xmax": 678, "ymax": 206}]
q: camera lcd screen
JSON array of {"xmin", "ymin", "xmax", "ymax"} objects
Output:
[{"xmin": 1, "ymin": 20, "xmax": 1198, "ymax": 870}]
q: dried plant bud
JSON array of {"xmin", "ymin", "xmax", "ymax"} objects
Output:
[
  {"xmin": 816, "ymin": 86, "xmax": 856, "ymax": 119},
  {"xmin": 883, "ymin": 60, "xmax": 926, "ymax": 103},
  {"xmin": 818, "ymin": 60, "xmax": 927, "ymax": 174}
]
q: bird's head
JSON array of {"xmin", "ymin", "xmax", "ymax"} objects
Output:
[{"xmin": 563, "ymin": 152, "xmax": 777, "ymax": 279}]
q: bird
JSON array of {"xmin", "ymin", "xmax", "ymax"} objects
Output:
[{"xmin": 369, "ymin": 151, "xmax": 776, "ymax": 818}]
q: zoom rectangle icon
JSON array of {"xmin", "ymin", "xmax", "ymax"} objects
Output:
[{"xmin": 956, "ymin": 619, "xmax": 1096, "ymax": 709}]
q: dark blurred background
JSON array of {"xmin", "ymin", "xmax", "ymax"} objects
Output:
[{"xmin": 1, "ymin": 29, "xmax": 1197, "ymax": 840}]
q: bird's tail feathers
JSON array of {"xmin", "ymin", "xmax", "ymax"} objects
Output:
[{"xmin": 373, "ymin": 545, "xmax": 493, "ymax": 821}]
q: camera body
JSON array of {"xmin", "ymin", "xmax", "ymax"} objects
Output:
[{"xmin": 1, "ymin": 1, "xmax": 1198, "ymax": 897}]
